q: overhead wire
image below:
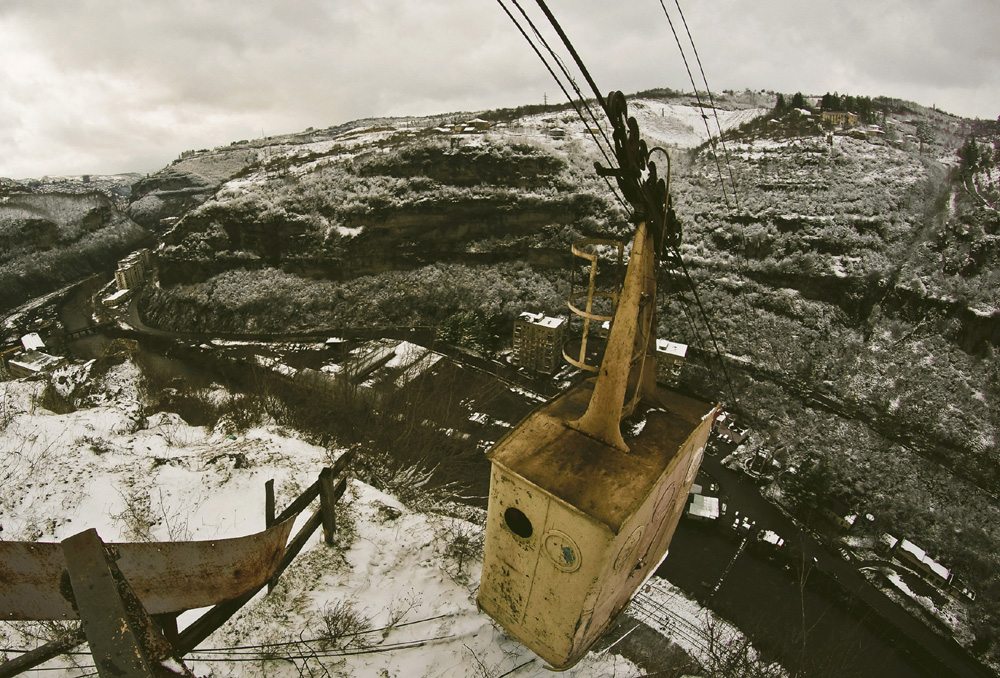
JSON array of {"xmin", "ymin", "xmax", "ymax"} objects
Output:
[
  {"xmin": 2, "ymin": 613, "xmax": 458, "ymax": 674},
  {"xmin": 655, "ymin": 0, "xmax": 732, "ymax": 212},
  {"xmin": 510, "ymin": 0, "xmax": 616, "ymax": 153},
  {"xmin": 532, "ymin": 0, "xmax": 739, "ymax": 403},
  {"xmin": 670, "ymin": 0, "xmax": 743, "ymax": 214},
  {"xmin": 653, "ymin": 0, "xmax": 761, "ymax": 403},
  {"xmin": 493, "ymin": 0, "xmax": 631, "ymax": 214},
  {"xmin": 188, "ymin": 612, "xmax": 453, "ymax": 654},
  {"xmin": 668, "ymin": 0, "xmax": 785, "ymax": 385},
  {"xmin": 500, "ymin": 0, "xmax": 742, "ymax": 403},
  {"xmin": 185, "ymin": 634, "xmax": 456, "ymax": 662},
  {"xmin": 531, "ymin": 0, "xmax": 607, "ymax": 111},
  {"xmin": 670, "ymin": 245, "xmax": 738, "ymax": 403}
]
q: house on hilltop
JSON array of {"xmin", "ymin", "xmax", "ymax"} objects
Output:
[{"xmin": 821, "ymin": 111, "xmax": 859, "ymax": 128}]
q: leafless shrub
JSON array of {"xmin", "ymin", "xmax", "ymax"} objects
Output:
[
  {"xmin": 155, "ymin": 488, "xmax": 194, "ymax": 541},
  {"xmin": 436, "ymin": 518, "xmax": 484, "ymax": 585},
  {"xmin": 314, "ymin": 599, "xmax": 373, "ymax": 651},
  {"xmin": 78, "ymin": 435, "xmax": 113, "ymax": 455},
  {"xmin": 217, "ymin": 391, "xmax": 269, "ymax": 433},
  {"xmin": 697, "ymin": 617, "xmax": 785, "ymax": 678},
  {"xmin": 110, "ymin": 487, "xmax": 195, "ymax": 542},
  {"xmin": 0, "ymin": 386, "xmax": 16, "ymax": 431},
  {"xmin": 383, "ymin": 591, "xmax": 420, "ymax": 637},
  {"xmin": 111, "ymin": 488, "xmax": 155, "ymax": 542}
]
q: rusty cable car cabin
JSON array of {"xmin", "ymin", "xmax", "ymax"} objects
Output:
[
  {"xmin": 478, "ymin": 375, "xmax": 717, "ymax": 669},
  {"xmin": 477, "ymin": 97, "xmax": 719, "ymax": 666}
]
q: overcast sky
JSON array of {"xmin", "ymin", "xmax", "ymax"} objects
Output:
[{"xmin": 2, "ymin": 0, "xmax": 998, "ymax": 179}]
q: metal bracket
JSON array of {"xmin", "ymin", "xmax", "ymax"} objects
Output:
[
  {"xmin": 599, "ymin": 91, "xmax": 681, "ymax": 256},
  {"xmin": 61, "ymin": 529, "xmax": 194, "ymax": 678}
]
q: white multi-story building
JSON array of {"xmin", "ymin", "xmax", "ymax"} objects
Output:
[
  {"xmin": 655, "ymin": 339, "xmax": 687, "ymax": 386},
  {"xmin": 114, "ymin": 249, "xmax": 155, "ymax": 291},
  {"xmin": 512, "ymin": 312, "xmax": 565, "ymax": 374}
]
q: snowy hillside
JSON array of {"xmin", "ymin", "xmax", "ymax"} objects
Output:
[{"xmin": 0, "ymin": 356, "xmax": 771, "ymax": 676}]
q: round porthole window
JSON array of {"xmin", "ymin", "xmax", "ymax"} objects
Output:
[
  {"xmin": 543, "ymin": 530, "xmax": 582, "ymax": 573},
  {"xmin": 504, "ymin": 507, "xmax": 533, "ymax": 539}
]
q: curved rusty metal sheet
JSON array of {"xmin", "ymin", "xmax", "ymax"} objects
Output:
[{"xmin": 0, "ymin": 517, "xmax": 294, "ymax": 621}]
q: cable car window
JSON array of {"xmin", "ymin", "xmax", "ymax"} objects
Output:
[{"xmin": 504, "ymin": 507, "xmax": 533, "ymax": 539}]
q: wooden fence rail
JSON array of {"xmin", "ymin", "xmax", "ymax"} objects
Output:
[{"xmin": 0, "ymin": 450, "xmax": 355, "ymax": 678}]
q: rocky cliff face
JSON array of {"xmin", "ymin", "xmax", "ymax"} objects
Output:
[
  {"xmin": 0, "ymin": 191, "xmax": 147, "ymax": 313},
  {"xmin": 129, "ymin": 167, "xmax": 220, "ymax": 229},
  {"xmin": 153, "ymin": 132, "xmax": 623, "ymax": 286}
]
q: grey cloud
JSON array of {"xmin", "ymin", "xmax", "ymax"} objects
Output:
[{"xmin": 1, "ymin": 0, "xmax": 998, "ymax": 178}]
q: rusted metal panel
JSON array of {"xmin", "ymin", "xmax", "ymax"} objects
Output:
[
  {"xmin": 0, "ymin": 517, "xmax": 294, "ymax": 621},
  {"xmin": 0, "ymin": 542, "xmax": 70, "ymax": 621}
]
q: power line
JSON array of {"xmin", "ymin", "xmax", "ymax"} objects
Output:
[
  {"xmin": 670, "ymin": 0, "xmax": 782, "ymax": 395},
  {"xmin": 669, "ymin": 244, "xmax": 738, "ymax": 404},
  {"xmin": 531, "ymin": 0, "xmax": 607, "ymax": 112},
  {"xmin": 185, "ymin": 634, "xmax": 455, "ymax": 663},
  {"xmin": 655, "ymin": 0, "xmax": 732, "ymax": 212},
  {"xmin": 502, "ymin": 0, "xmax": 738, "ymax": 405},
  {"xmin": 189, "ymin": 611, "xmax": 454, "ymax": 654},
  {"xmin": 671, "ymin": 0, "xmax": 743, "ymax": 215},
  {"xmin": 493, "ymin": 0, "xmax": 630, "ymax": 213},
  {"xmin": 653, "ymin": 0, "xmax": 768, "ymax": 404},
  {"xmin": 511, "ymin": 0, "xmax": 614, "ymax": 151}
]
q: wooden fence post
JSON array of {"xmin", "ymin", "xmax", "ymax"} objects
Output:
[
  {"xmin": 319, "ymin": 467, "xmax": 337, "ymax": 545},
  {"xmin": 265, "ymin": 479, "xmax": 275, "ymax": 528},
  {"xmin": 61, "ymin": 529, "xmax": 194, "ymax": 678},
  {"xmin": 265, "ymin": 478, "xmax": 276, "ymax": 592}
]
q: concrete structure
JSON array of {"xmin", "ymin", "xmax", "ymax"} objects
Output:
[
  {"xmin": 686, "ymin": 493, "xmax": 721, "ymax": 521},
  {"xmin": 8, "ymin": 351, "xmax": 64, "ymax": 378},
  {"xmin": 103, "ymin": 289, "xmax": 132, "ymax": 307},
  {"xmin": 821, "ymin": 110, "xmax": 859, "ymax": 128},
  {"xmin": 714, "ymin": 411, "xmax": 748, "ymax": 444},
  {"xmin": 757, "ymin": 529, "xmax": 785, "ymax": 548},
  {"xmin": 877, "ymin": 533, "xmax": 899, "ymax": 557},
  {"xmin": 655, "ymin": 339, "xmax": 687, "ymax": 386},
  {"xmin": 897, "ymin": 538, "xmax": 951, "ymax": 586},
  {"xmin": 114, "ymin": 248, "xmax": 155, "ymax": 291},
  {"xmin": 513, "ymin": 312, "xmax": 565, "ymax": 375},
  {"xmin": 822, "ymin": 496, "xmax": 858, "ymax": 531}
]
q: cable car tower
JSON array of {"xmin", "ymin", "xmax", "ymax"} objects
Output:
[{"xmin": 477, "ymin": 91, "xmax": 720, "ymax": 670}]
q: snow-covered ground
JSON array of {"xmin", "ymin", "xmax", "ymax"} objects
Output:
[
  {"xmin": 512, "ymin": 100, "xmax": 767, "ymax": 150},
  {"xmin": 1, "ymin": 357, "xmax": 774, "ymax": 676},
  {"xmin": 0, "ymin": 360, "xmax": 632, "ymax": 676}
]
